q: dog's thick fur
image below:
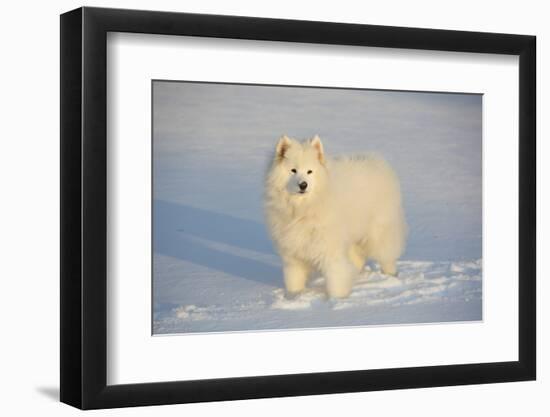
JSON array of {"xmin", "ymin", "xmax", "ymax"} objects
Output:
[{"xmin": 264, "ymin": 135, "xmax": 407, "ymax": 298}]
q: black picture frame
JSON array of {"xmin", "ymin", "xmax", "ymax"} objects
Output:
[{"xmin": 60, "ymin": 6, "xmax": 536, "ymax": 410}]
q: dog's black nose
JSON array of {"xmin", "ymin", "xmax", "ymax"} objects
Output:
[{"xmin": 299, "ymin": 181, "xmax": 308, "ymax": 191}]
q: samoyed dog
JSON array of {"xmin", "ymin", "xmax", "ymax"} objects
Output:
[{"xmin": 264, "ymin": 135, "xmax": 407, "ymax": 298}]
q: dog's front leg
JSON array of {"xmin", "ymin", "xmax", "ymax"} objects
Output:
[
  {"xmin": 323, "ymin": 257, "xmax": 356, "ymax": 298},
  {"xmin": 282, "ymin": 258, "xmax": 310, "ymax": 296}
]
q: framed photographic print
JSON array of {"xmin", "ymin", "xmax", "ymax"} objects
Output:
[{"xmin": 60, "ymin": 6, "xmax": 536, "ymax": 410}]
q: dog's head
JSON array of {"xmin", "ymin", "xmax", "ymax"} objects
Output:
[{"xmin": 269, "ymin": 135, "xmax": 328, "ymax": 200}]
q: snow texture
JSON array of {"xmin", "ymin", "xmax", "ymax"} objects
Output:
[{"xmin": 152, "ymin": 81, "xmax": 482, "ymax": 334}]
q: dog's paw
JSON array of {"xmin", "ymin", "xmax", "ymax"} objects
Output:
[
  {"xmin": 284, "ymin": 290, "xmax": 303, "ymax": 300},
  {"xmin": 327, "ymin": 287, "xmax": 352, "ymax": 299},
  {"xmin": 380, "ymin": 261, "xmax": 397, "ymax": 277}
]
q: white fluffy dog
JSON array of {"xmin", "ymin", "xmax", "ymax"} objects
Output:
[{"xmin": 264, "ymin": 135, "xmax": 407, "ymax": 298}]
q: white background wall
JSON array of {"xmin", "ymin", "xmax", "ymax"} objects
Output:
[{"xmin": 0, "ymin": 0, "xmax": 545, "ymax": 415}]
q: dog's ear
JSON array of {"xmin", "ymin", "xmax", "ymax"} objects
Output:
[
  {"xmin": 276, "ymin": 135, "xmax": 291, "ymax": 161},
  {"xmin": 311, "ymin": 135, "xmax": 325, "ymax": 164}
]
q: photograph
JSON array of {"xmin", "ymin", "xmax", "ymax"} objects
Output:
[
  {"xmin": 52, "ymin": 3, "xmax": 538, "ymax": 412},
  {"xmin": 152, "ymin": 80, "xmax": 483, "ymax": 335}
]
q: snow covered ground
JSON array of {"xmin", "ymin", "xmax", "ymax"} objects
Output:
[{"xmin": 152, "ymin": 81, "xmax": 482, "ymax": 334}]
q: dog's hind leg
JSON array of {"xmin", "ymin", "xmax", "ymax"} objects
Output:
[
  {"xmin": 379, "ymin": 260, "xmax": 397, "ymax": 276},
  {"xmin": 348, "ymin": 244, "xmax": 366, "ymax": 272},
  {"xmin": 368, "ymin": 220, "xmax": 405, "ymax": 276}
]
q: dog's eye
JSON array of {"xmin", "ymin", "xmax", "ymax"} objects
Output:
[
  {"xmin": 291, "ymin": 169, "xmax": 297, "ymax": 174},
  {"xmin": 307, "ymin": 170, "xmax": 313, "ymax": 174}
]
